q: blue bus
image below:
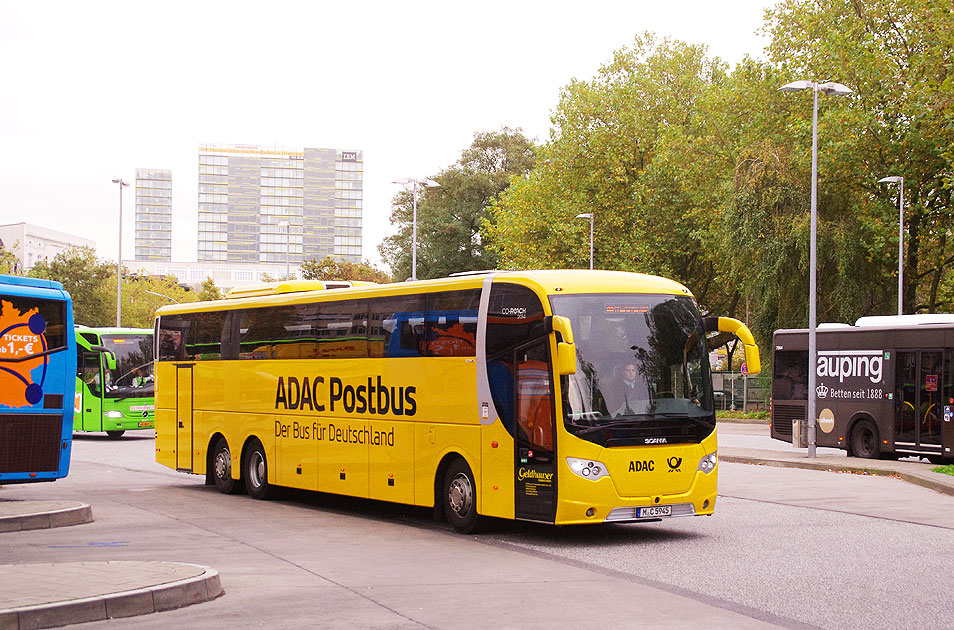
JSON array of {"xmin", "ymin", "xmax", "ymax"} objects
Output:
[{"xmin": 0, "ymin": 274, "xmax": 75, "ymax": 483}]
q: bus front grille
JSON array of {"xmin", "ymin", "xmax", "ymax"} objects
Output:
[
  {"xmin": 771, "ymin": 404, "xmax": 805, "ymax": 438},
  {"xmin": 0, "ymin": 414, "xmax": 61, "ymax": 473}
]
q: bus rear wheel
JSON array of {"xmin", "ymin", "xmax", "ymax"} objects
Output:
[
  {"xmin": 443, "ymin": 458, "xmax": 483, "ymax": 534},
  {"xmin": 106, "ymin": 430, "xmax": 125, "ymax": 439},
  {"xmin": 211, "ymin": 437, "xmax": 238, "ymax": 494},
  {"xmin": 850, "ymin": 420, "xmax": 880, "ymax": 459},
  {"xmin": 243, "ymin": 439, "xmax": 273, "ymax": 500}
]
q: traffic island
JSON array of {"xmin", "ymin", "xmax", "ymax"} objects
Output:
[
  {"xmin": 0, "ymin": 501, "xmax": 93, "ymax": 533},
  {"xmin": 0, "ymin": 561, "xmax": 223, "ymax": 629}
]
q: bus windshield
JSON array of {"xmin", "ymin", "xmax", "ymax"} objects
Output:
[
  {"xmin": 550, "ymin": 293, "xmax": 714, "ymax": 447},
  {"xmin": 101, "ymin": 334, "xmax": 154, "ymax": 397}
]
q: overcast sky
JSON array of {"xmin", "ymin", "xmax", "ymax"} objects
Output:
[{"xmin": 0, "ymin": 0, "xmax": 773, "ymax": 269}]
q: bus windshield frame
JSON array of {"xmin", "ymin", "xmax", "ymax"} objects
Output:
[{"xmin": 550, "ymin": 293, "xmax": 714, "ymax": 447}]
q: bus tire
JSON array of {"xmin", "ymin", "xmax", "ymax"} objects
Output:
[
  {"xmin": 850, "ymin": 419, "xmax": 880, "ymax": 459},
  {"xmin": 443, "ymin": 458, "xmax": 483, "ymax": 534},
  {"xmin": 243, "ymin": 439, "xmax": 273, "ymax": 500},
  {"xmin": 106, "ymin": 430, "xmax": 125, "ymax": 439},
  {"xmin": 211, "ymin": 437, "xmax": 239, "ymax": 494}
]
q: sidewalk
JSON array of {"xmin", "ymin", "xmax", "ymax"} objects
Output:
[
  {"xmin": 719, "ymin": 446, "xmax": 954, "ymax": 497},
  {"xmin": 0, "ymin": 561, "xmax": 222, "ymax": 630}
]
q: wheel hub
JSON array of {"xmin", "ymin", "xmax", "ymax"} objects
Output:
[
  {"xmin": 214, "ymin": 450, "xmax": 230, "ymax": 480},
  {"xmin": 448, "ymin": 473, "xmax": 473, "ymax": 516}
]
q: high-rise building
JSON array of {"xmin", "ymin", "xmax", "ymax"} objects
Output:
[
  {"xmin": 134, "ymin": 168, "xmax": 173, "ymax": 261},
  {"xmin": 197, "ymin": 144, "xmax": 362, "ymax": 265}
]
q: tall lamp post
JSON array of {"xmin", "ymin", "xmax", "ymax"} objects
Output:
[
  {"xmin": 277, "ymin": 220, "xmax": 290, "ymax": 280},
  {"xmin": 575, "ymin": 213, "xmax": 593, "ymax": 270},
  {"xmin": 111, "ymin": 177, "xmax": 130, "ymax": 327},
  {"xmin": 391, "ymin": 177, "xmax": 440, "ymax": 281},
  {"xmin": 878, "ymin": 175, "xmax": 905, "ymax": 315},
  {"xmin": 779, "ymin": 80, "xmax": 853, "ymax": 458}
]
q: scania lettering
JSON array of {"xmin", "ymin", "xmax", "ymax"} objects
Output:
[{"xmin": 154, "ymin": 272, "xmax": 759, "ymax": 532}]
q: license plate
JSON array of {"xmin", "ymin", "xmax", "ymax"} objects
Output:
[
  {"xmin": 138, "ymin": 421, "xmax": 153, "ymax": 428},
  {"xmin": 638, "ymin": 505, "xmax": 672, "ymax": 518}
]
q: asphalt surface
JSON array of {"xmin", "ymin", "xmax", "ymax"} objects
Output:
[{"xmin": 0, "ymin": 423, "xmax": 954, "ymax": 630}]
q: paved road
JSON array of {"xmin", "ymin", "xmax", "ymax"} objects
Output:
[{"xmin": 3, "ymin": 430, "xmax": 953, "ymax": 629}]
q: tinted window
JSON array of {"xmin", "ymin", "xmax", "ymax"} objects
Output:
[
  {"xmin": 158, "ymin": 311, "xmax": 228, "ymax": 361},
  {"xmin": 0, "ymin": 295, "xmax": 68, "ymax": 355},
  {"xmin": 773, "ymin": 350, "xmax": 808, "ymax": 400},
  {"xmin": 425, "ymin": 289, "xmax": 480, "ymax": 357},
  {"xmin": 486, "ymin": 283, "xmax": 546, "ymax": 358},
  {"xmin": 315, "ymin": 299, "xmax": 369, "ymax": 359},
  {"xmin": 239, "ymin": 304, "xmax": 319, "ymax": 360},
  {"xmin": 372, "ymin": 294, "xmax": 427, "ymax": 358}
]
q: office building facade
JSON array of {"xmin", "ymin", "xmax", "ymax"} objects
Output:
[
  {"xmin": 134, "ymin": 168, "xmax": 173, "ymax": 261},
  {"xmin": 197, "ymin": 144, "xmax": 362, "ymax": 265},
  {"xmin": 0, "ymin": 223, "xmax": 95, "ymax": 272}
]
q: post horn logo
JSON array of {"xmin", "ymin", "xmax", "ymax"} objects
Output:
[
  {"xmin": 816, "ymin": 384, "xmax": 829, "ymax": 399},
  {"xmin": 667, "ymin": 456, "xmax": 682, "ymax": 472}
]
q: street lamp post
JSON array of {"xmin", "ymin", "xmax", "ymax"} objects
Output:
[
  {"xmin": 779, "ymin": 80, "xmax": 853, "ymax": 458},
  {"xmin": 277, "ymin": 221, "xmax": 290, "ymax": 280},
  {"xmin": 575, "ymin": 213, "xmax": 593, "ymax": 270},
  {"xmin": 878, "ymin": 176, "xmax": 905, "ymax": 315},
  {"xmin": 391, "ymin": 178, "xmax": 440, "ymax": 281},
  {"xmin": 111, "ymin": 177, "xmax": 130, "ymax": 327}
]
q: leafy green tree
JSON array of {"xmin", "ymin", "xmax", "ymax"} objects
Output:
[
  {"xmin": 196, "ymin": 277, "xmax": 223, "ymax": 301},
  {"xmin": 29, "ymin": 247, "xmax": 113, "ymax": 326},
  {"xmin": 300, "ymin": 256, "xmax": 390, "ymax": 284},
  {"xmin": 488, "ymin": 36, "xmax": 737, "ymax": 313},
  {"xmin": 0, "ymin": 241, "xmax": 22, "ymax": 274},
  {"xmin": 764, "ymin": 0, "xmax": 954, "ymax": 314},
  {"xmin": 121, "ymin": 275, "xmax": 194, "ymax": 327},
  {"xmin": 380, "ymin": 128, "xmax": 536, "ymax": 280}
]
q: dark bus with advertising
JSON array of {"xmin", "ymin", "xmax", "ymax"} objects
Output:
[
  {"xmin": 770, "ymin": 315, "xmax": 954, "ymax": 462},
  {"xmin": 0, "ymin": 274, "xmax": 75, "ymax": 483}
]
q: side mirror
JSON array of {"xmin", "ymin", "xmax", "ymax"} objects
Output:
[
  {"xmin": 91, "ymin": 345, "xmax": 118, "ymax": 371},
  {"xmin": 712, "ymin": 317, "xmax": 761, "ymax": 376},
  {"xmin": 549, "ymin": 315, "xmax": 577, "ymax": 375}
]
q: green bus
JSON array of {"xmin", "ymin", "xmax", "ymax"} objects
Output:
[{"xmin": 74, "ymin": 326, "xmax": 155, "ymax": 438}]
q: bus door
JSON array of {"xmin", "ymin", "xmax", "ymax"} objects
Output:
[
  {"xmin": 175, "ymin": 364, "xmax": 194, "ymax": 472},
  {"xmin": 513, "ymin": 338, "xmax": 557, "ymax": 522},
  {"xmin": 76, "ymin": 352, "xmax": 103, "ymax": 431},
  {"xmin": 944, "ymin": 350, "xmax": 954, "ymax": 460},
  {"xmin": 895, "ymin": 351, "xmax": 943, "ymax": 451}
]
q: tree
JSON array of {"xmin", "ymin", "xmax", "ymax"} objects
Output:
[
  {"xmin": 196, "ymin": 277, "xmax": 223, "ymax": 301},
  {"xmin": 488, "ymin": 35, "xmax": 738, "ymax": 314},
  {"xmin": 763, "ymin": 0, "xmax": 954, "ymax": 314},
  {"xmin": 29, "ymin": 247, "xmax": 113, "ymax": 326},
  {"xmin": 121, "ymin": 275, "xmax": 195, "ymax": 328},
  {"xmin": 379, "ymin": 128, "xmax": 536, "ymax": 280},
  {"xmin": 299, "ymin": 256, "xmax": 390, "ymax": 284},
  {"xmin": 0, "ymin": 241, "xmax": 21, "ymax": 274}
]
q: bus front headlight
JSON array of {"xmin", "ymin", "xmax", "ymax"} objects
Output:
[
  {"xmin": 567, "ymin": 457, "xmax": 608, "ymax": 481},
  {"xmin": 105, "ymin": 411, "xmax": 125, "ymax": 419},
  {"xmin": 697, "ymin": 451, "xmax": 717, "ymax": 474}
]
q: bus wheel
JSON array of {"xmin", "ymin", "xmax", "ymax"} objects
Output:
[
  {"xmin": 211, "ymin": 437, "xmax": 238, "ymax": 494},
  {"xmin": 243, "ymin": 440, "xmax": 272, "ymax": 500},
  {"xmin": 850, "ymin": 420, "xmax": 880, "ymax": 459},
  {"xmin": 443, "ymin": 458, "xmax": 483, "ymax": 534},
  {"xmin": 106, "ymin": 430, "xmax": 125, "ymax": 439}
]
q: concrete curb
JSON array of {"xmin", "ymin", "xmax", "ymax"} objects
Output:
[
  {"xmin": 0, "ymin": 503, "xmax": 93, "ymax": 533},
  {"xmin": 721, "ymin": 453, "xmax": 954, "ymax": 498},
  {"xmin": 0, "ymin": 562, "xmax": 223, "ymax": 630}
]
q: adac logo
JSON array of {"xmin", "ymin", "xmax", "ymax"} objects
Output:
[
  {"xmin": 816, "ymin": 384, "xmax": 829, "ymax": 399},
  {"xmin": 667, "ymin": 457, "xmax": 682, "ymax": 473}
]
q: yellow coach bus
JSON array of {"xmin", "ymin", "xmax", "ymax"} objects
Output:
[{"xmin": 154, "ymin": 270, "xmax": 759, "ymax": 532}]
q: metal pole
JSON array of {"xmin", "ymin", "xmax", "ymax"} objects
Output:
[
  {"xmin": 412, "ymin": 182, "xmax": 419, "ymax": 281},
  {"xmin": 898, "ymin": 179, "xmax": 904, "ymax": 315},
  {"xmin": 113, "ymin": 179, "xmax": 128, "ymax": 327},
  {"xmin": 589, "ymin": 213, "xmax": 594, "ymax": 270},
  {"xmin": 286, "ymin": 225, "xmax": 290, "ymax": 280},
  {"xmin": 807, "ymin": 85, "xmax": 819, "ymax": 458}
]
